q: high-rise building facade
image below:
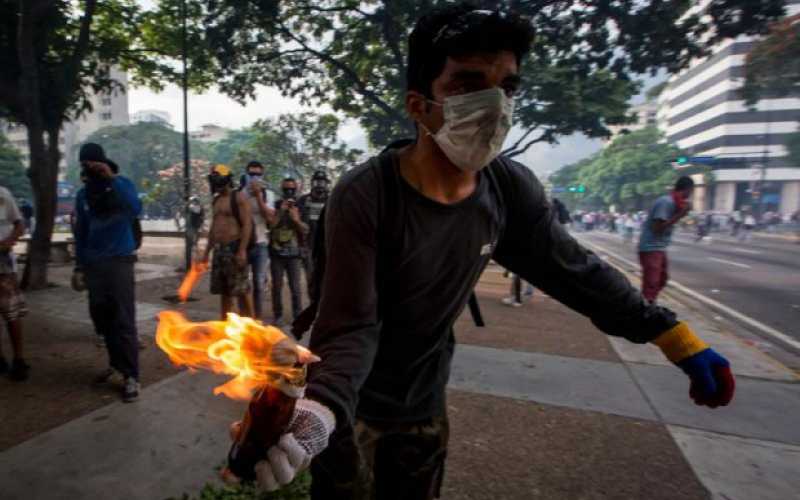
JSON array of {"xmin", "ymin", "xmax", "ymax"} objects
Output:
[
  {"xmin": 0, "ymin": 67, "xmax": 130, "ymax": 178},
  {"xmin": 661, "ymin": 1, "xmax": 800, "ymax": 215}
]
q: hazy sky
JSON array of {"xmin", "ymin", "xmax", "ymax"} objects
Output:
[{"xmin": 129, "ymin": 74, "xmax": 662, "ymax": 178}]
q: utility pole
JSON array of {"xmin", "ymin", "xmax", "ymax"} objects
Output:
[{"xmin": 181, "ymin": 0, "xmax": 191, "ymax": 270}]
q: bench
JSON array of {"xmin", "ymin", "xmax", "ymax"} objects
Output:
[{"xmin": 17, "ymin": 236, "xmax": 74, "ymax": 264}]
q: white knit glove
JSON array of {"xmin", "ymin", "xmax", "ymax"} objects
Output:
[{"xmin": 231, "ymin": 398, "xmax": 336, "ymax": 492}]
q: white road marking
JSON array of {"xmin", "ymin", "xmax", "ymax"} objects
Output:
[
  {"xmin": 707, "ymin": 257, "xmax": 752, "ymax": 269},
  {"xmin": 730, "ymin": 248, "xmax": 761, "ymax": 255},
  {"xmin": 579, "ymin": 237, "xmax": 800, "ymax": 352}
]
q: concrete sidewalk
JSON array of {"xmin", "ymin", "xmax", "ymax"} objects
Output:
[{"xmin": 1, "ymin": 262, "xmax": 799, "ymax": 499}]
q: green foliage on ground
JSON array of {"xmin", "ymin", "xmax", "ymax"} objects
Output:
[{"xmin": 170, "ymin": 471, "xmax": 311, "ymax": 500}]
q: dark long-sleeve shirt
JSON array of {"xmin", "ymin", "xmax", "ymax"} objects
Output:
[
  {"xmin": 75, "ymin": 176, "xmax": 142, "ymax": 267},
  {"xmin": 306, "ymin": 151, "xmax": 677, "ymax": 428}
]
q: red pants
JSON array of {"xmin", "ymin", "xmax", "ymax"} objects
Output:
[{"xmin": 639, "ymin": 251, "xmax": 668, "ymax": 302}]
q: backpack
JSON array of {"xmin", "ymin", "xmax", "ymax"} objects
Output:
[
  {"xmin": 228, "ymin": 190, "xmax": 257, "ymax": 251},
  {"xmin": 132, "ymin": 218, "xmax": 143, "ymax": 250},
  {"xmin": 291, "ymin": 147, "xmax": 510, "ymax": 339}
]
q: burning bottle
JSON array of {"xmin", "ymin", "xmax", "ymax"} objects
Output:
[{"xmin": 156, "ymin": 311, "xmax": 319, "ymax": 481}]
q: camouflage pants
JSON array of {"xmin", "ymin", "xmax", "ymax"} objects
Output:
[{"xmin": 311, "ymin": 413, "xmax": 449, "ymax": 500}]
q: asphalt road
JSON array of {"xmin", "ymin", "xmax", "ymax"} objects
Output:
[{"xmin": 576, "ymin": 229, "xmax": 800, "ymax": 343}]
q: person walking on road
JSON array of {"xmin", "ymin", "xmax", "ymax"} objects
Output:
[
  {"xmin": 0, "ymin": 185, "xmax": 29, "ymax": 381},
  {"xmin": 200, "ymin": 164, "xmax": 254, "ymax": 320},
  {"xmin": 638, "ymin": 176, "xmax": 694, "ymax": 304},
  {"xmin": 226, "ymin": 6, "xmax": 736, "ymax": 498},
  {"xmin": 741, "ymin": 211, "xmax": 756, "ymax": 242},
  {"xmin": 73, "ymin": 143, "xmax": 142, "ymax": 402}
]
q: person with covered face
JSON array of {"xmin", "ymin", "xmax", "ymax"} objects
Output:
[
  {"xmin": 201, "ymin": 164, "xmax": 254, "ymax": 320},
  {"xmin": 296, "ymin": 170, "xmax": 331, "ymax": 296},
  {"xmin": 225, "ymin": 4, "xmax": 736, "ymax": 499},
  {"xmin": 240, "ymin": 161, "xmax": 276, "ymax": 322},
  {"xmin": 268, "ymin": 177, "xmax": 308, "ymax": 327},
  {"xmin": 73, "ymin": 143, "xmax": 142, "ymax": 402}
]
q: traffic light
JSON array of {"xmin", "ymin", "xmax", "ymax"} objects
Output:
[
  {"xmin": 675, "ymin": 156, "xmax": 689, "ymax": 165},
  {"xmin": 567, "ymin": 185, "xmax": 586, "ymax": 193}
]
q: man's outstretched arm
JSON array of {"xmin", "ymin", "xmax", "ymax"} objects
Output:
[{"xmin": 492, "ymin": 162, "xmax": 734, "ymax": 408}]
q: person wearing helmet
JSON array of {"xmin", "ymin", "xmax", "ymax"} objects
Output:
[
  {"xmin": 297, "ymin": 170, "xmax": 331, "ymax": 295},
  {"xmin": 200, "ymin": 164, "xmax": 254, "ymax": 319}
]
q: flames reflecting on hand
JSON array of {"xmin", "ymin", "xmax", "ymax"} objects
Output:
[{"xmin": 156, "ymin": 311, "xmax": 317, "ymax": 400}]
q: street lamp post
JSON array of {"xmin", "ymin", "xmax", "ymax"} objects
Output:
[{"xmin": 181, "ymin": 0, "xmax": 191, "ymax": 270}]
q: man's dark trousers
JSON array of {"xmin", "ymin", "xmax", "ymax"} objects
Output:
[
  {"xmin": 85, "ymin": 257, "xmax": 139, "ymax": 379},
  {"xmin": 270, "ymin": 256, "xmax": 302, "ymax": 321}
]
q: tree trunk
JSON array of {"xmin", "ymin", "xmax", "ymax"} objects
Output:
[
  {"xmin": 16, "ymin": 0, "xmax": 56, "ymax": 290},
  {"xmin": 21, "ymin": 127, "xmax": 61, "ymax": 290}
]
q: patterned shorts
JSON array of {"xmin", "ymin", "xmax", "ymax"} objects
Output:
[
  {"xmin": 0, "ymin": 273, "xmax": 27, "ymax": 322},
  {"xmin": 210, "ymin": 241, "xmax": 251, "ymax": 296}
]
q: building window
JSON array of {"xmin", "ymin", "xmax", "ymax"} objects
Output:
[
  {"xmin": 101, "ymin": 112, "xmax": 112, "ymax": 121},
  {"xmin": 101, "ymin": 97, "xmax": 112, "ymax": 106}
]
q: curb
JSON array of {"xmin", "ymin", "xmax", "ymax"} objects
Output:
[{"xmin": 579, "ymin": 237, "xmax": 800, "ymax": 354}]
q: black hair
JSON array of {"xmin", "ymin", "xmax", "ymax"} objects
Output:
[
  {"xmin": 246, "ymin": 161, "xmax": 263, "ymax": 171},
  {"xmin": 282, "ymin": 177, "xmax": 296, "ymax": 184},
  {"xmin": 407, "ymin": 2, "xmax": 535, "ymax": 98},
  {"xmin": 675, "ymin": 176, "xmax": 695, "ymax": 191}
]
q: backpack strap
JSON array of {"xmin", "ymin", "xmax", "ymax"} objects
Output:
[
  {"xmin": 292, "ymin": 152, "xmax": 401, "ymax": 338},
  {"xmin": 230, "ymin": 190, "xmax": 242, "ymax": 228}
]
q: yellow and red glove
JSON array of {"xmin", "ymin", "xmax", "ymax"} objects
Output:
[{"xmin": 653, "ymin": 322, "xmax": 735, "ymax": 408}]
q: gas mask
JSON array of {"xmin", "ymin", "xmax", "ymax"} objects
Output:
[
  {"xmin": 208, "ymin": 173, "xmax": 232, "ymax": 193},
  {"xmin": 311, "ymin": 180, "xmax": 329, "ymax": 201},
  {"xmin": 421, "ymin": 87, "xmax": 514, "ymax": 173}
]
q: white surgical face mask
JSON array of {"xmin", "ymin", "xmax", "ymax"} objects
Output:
[{"xmin": 421, "ymin": 87, "xmax": 514, "ymax": 172}]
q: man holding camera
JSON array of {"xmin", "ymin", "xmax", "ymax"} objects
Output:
[
  {"xmin": 268, "ymin": 177, "xmax": 308, "ymax": 326},
  {"xmin": 73, "ymin": 143, "xmax": 142, "ymax": 402}
]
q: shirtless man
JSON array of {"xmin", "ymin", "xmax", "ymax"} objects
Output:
[{"xmin": 201, "ymin": 164, "xmax": 254, "ymax": 319}]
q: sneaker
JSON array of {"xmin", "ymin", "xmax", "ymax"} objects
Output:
[
  {"xmin": 123, "ymin": 377, "xmax": 140, "ymax": 403},
  {"xmin": 0, "ymin": 357, "xmax": 8, "ymax": 375},
  {"xmin": 94, "ymin": 367, "xmax": 124, "ymax": 386},
  {"xmin": 9, "ymin": 359, "xmax": 30, "ymax": 381},
  {"xmin": 501, "ymin": 297, "xmax": 523, "ymax": 308}
]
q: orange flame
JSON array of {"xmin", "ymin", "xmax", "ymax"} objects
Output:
[
  {"xmin": 156, "ymin": 311, "xmax": 316, "ymax": 400},
  {"xmin": 177, "ymin": 262, "xmax": 208, "ymax": 302}
]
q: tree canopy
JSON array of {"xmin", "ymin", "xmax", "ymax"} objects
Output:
[
  {"xmin": 549, "ymin": 127, "xmax": 681, "ymax": 211},
  {"xmin": 232, "ymin": 112, "xmax": 363, "ymax": 187},
  {"xmin": 166, "ymin": 0, "xmax": 787, "ymax": 155},
  {"xmin": 741, "ymin": 13, "xmax": 800, "ymax": 106},
  {"xmin": 69, "ymin": 122, "xmax": 211, "ymax": 191},
  {"xmin": 0, "ymin": 131, "xmax": 31, "ymax": 200}
]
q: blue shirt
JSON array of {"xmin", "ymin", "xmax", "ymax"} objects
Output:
[
  {"xmin": 638, "ymin": 195, "xmax": 677, "ymax": 252},
  {"xmin": 74, "ymin": 176, "xmax": 142, "ymax": 266}
]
